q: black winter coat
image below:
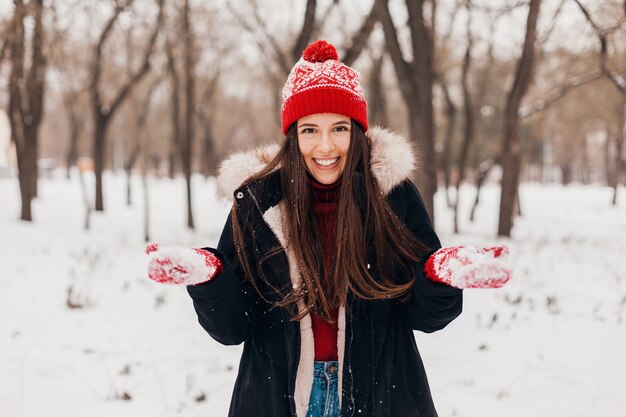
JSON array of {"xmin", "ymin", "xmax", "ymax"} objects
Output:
[{"xmin": 187, "ymin": 127, "xmax": 463, "ymax": 417}]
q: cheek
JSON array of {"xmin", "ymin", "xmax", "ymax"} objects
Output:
[
  {"xmin": 297, "ymin": 139, "xmax": 312, "ymax": 159},
  {"xmin": 339, "ymin": 138, "xmax": 351, "ymax": 156}
]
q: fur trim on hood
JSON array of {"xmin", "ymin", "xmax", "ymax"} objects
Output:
[{"xmin": 216, "ymin": 126, "xmax": 418, "ymax": 199}]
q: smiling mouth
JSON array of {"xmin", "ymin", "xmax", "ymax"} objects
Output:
[{"xmin": 313, "ymin": 157, "xmax": 340, "ymax": 168}]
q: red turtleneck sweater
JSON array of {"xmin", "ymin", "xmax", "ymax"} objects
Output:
[{"xmin": 308, "ymin": 175, "xmax": 340, "ymax": 361}]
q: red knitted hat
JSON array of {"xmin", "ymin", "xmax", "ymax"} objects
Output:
[{"xmin": 281, "ymin": 40, "xmax": 368, "ymax": 134}]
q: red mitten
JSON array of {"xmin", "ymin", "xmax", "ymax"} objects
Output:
[
  {"xmin": 146, "ymin": 244, "xmax": 224, "ymax": 286},
  {"xmin": 424, "ymin": 245, "xmax": 511, "ymax": 289}
]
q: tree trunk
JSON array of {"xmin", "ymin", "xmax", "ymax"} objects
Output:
[
  {"xmin": 379, "ymin": 0, "xmax": 437, "ymax": 221},
  {"xmin": 200, "ymin": 130, "xmax": 216, "ymax": 178},
  {"xmin": 65, "ymin": 113, "xmax": 80, "ymax": 179},
  {"xmin": 15, "ymin": 142, "xmax": 34, "ymax": 221},
  {"xmin": 8, "ymin": 0, "xmax": 46, "ymax": 222},
  {"xmin": 439, "ymin": 80, "xmax": 457, "ymax": 209},
  {"xmin": 166, "ymin": 38, "xmax": 180, "ymax": 181},
  {"xmin": 368, "ymin": 52, "xmax": 389, "ymax": 127},
  {"xmin": 182, "ymin": 0, "xmax": 195, "ymax": 229},
  {"xmin": 604, "ymin": 124, "xmax": 613, "ymax": 186},
  {"xmin": 90, "ymin": 0, "xmax": 163, "ymax": 212},
  {"xmin": 613, "ymin": 97, "xmax": 625, "ymax": 205},
  {"xmin": 125, "ymin": 143, "xmax": 140, "ymax": 206},
  {"xmin": 498, "ymin": 0, "xmax": 541, "ymax": 237},
  {"xmin": 581, "ymin": 138, "xmax": 591, "ymax": 184},
  {"xmin": 143, "ymin": 172, "xmax": 150, "ymax": 242},
  {"xmin": 561, "ymin": 163, "xmax": 572, "ymax": 185},
  {"xmin": 470, "ymin": 159, "xmax": 496, "ymax": 222},
  {"xmin": 454, "ymin": 10, "xmax": 475, "ymax": 234},
  {"xmin": 25, "ymin": 122, "xmax": 39, "ymax": 199},
  {"xmin": 93, "ymin": 113, "xmax": 109, "ymax": 211}
]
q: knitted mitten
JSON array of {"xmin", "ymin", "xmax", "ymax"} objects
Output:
[
  {"xmin": 424, "ymin": 245, "xmax": 511, "ymax": 289},
  {"xmin": 146, "ymin": 244, "xmax": 224, "ymax": 286}
]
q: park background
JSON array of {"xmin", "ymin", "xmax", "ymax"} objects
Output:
[{"xmin": 1, "ymin": 0, "xmax": 625, "ymax": 416}]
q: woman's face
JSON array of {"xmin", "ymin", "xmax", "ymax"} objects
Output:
[{"xmin": 297, "ymin": 113, "xmax": 351, "ymax": 185}]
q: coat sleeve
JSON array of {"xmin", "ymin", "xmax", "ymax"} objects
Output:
[
  {"xmin": 186, "ymin": 210, "xmax": 259, "ymax": 345},
  {"xmin": 392, "ymin": 180, "xmax": 463, "ymax": 333}
]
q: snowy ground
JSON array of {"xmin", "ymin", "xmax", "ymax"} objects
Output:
[{"xmin": 1, "ymin": 170, "xmax": 625, "ymax": 417}]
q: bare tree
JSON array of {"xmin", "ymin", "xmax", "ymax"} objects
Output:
[
  {"xmin": 367, "ymin": 51, "xmax": 389, "ymax": 127},
  {"xmin": 378, "ymin": 0, "xmax": 438, "ymax": 220},
  {"xmin": 90, "ymin": 0, "xmax": 164, "ymax": 211},
  {"xmin": 228, "ymin": 0, "xmax": 383, "ymax": 129},
  {"xmin": 468, "ymin": 14, "xmax": 497, "ymax": 221},
  {"xmin": 470, "ymin": 158, "xmax": 497, "ymax": 222},
  {"xmin": 519, "ymin": 70, "xmax": 603, "ymax": 119},
  {"xmin": 181, "ymin": 0, "xmax": 195, "ymax": 229},
  {"xmin": 434, "ymin": 0, "xmax": 462, "ymax": 209},
  {"xmin": 124, "ymin": 77, "xmax": 161, "ymax": 206},
  {"xmin": 163, "ymin": 0, "xmax": 197, "ymax": 229},
  {"xmin": 438, "ymin": 79, "xmax": 457, "ymax": 208},
  {"xmin": 497, "ymin": 0, "xmax": 542, "ymax": 237},
  {"xmin": 196, "ymin": 70, "xmax": 221, "ymax": 178},
  {"xmin": 0, "ymin": 25, "xmax": 9, "ymax": 68},
  {"xmin": 8, "ymin": 0, "xmax": 46, "ymax": 221},
  {"xmin": 449, "ymin": 0, "xmax": 477, "ymax": 234},
  {"xmin": 574, "ymin": 0, "xmax": 626, "ymax": 205},
  {"xmin": 63, "ymin": 90, "xmax": 85, "ymax": 179},
  {"xmin": 165, "ymin": 37, "xmax": 180, "ymax": 180}
]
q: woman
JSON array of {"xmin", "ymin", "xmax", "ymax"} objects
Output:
[{"xmin": 147, "ymin": 40, "xmax": 510, "ymax": 417}]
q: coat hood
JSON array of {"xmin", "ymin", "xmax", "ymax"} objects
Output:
[{"xmin": 216, "ymin": 126, "xmax": 418, "ymax": 199}]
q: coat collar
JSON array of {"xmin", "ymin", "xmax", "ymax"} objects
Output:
[{"xmin": 216, "ymin": 126, "xmax": 418, "ymax": 200}]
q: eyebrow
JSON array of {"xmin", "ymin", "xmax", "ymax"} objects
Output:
[{"xmin": 298, "ymin": 121, "xmax": 351, "ymax": 128}]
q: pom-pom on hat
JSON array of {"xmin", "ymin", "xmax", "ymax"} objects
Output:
[{"xmin": 281, "ymin": 40, "xmax": 368, "ymax": 134}]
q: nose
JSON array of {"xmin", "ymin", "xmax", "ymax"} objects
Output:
[{"xmin": 318, "ymin": 131, "xmax": 333, "ymax": 152}]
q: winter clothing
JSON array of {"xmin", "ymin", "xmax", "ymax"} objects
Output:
[
  {"xmin": 424, "ymin": 245, "xmax": 511, "ymax": 289},
  {"xmin": 187, "ymin": 127, "xmax": 464, "ymax": 417},
  {"xmin": 281, "ymin": 40, "xmax": 368, "ymax": 134},
  {"xmin": 308, "ymin": 175, "xmax": 340, "ymax": 361},
  {"xmin": 146, "ymin": 244, "xmax": 223, "ymax": 285},
  {"xmin": 307, "ymin": 361, "xmax": 340, "ymax": 417}
]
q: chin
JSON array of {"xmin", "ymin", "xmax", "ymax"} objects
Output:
[{"xmin": 314, "ymin": 172, "xmax": 341, "ymax": 184}]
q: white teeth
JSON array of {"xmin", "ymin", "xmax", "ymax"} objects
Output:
[{"xmin": 314, "ymin": 157, "xmax": 339, "ymax": 167}]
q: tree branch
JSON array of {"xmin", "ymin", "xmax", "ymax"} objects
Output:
[
  {"xmin": 0, "ymin": 36, "xmax": 8, "ymax": 67},
  {"xmin": 138, "ymin": 77, "xmax": 161, "ymax": 128},
  {"xmin": 341, "ymin": 0, "xmax": 385, "ymax": 66},
  {"xmin": 378, "ymin": 0, "xmax": 412, "ymax": 97},
  {"xmin": 440, "ymin": 0, "xmax": 463, "ymax": 51},
  {"xmin": 537, "ymin": 0, "xmax": 565, "ymax": 47},
  {"xmin": 291, "ymin": 0, "xmax": 317, "ymax": 62},
  {"xmin": 27, "ymin": 0, "xmax": 46, "ymax": 127},
  {"xmin": 108, "ymin": 0, "xmax": 165, "ymax": 116},
  {"xmin": 227, "ymin": 1, "xmax": 292, "ymax": 76},
  {"xmin": 573, "ymin": 0, "xmax": 626, "ymax": 94},
  {"xmin": 406, "ymin": 0, "xmax": 427, "ymax": 69},
  {"xmin": 249, "ymin": 1, "xmax": 293, "ymax": 74},
  {"xmin": 91, "ymin": 0, "xmax": 134, "ymax": 112},
  {"xmin": 505, "ymin": 0, "xmax": 541, "ymax": 121},
  {"xmin": 520, "ymin": 70, "xmax": 603, "ymax": 119}
]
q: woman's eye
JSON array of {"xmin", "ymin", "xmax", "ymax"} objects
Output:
[
  {"xmin": 334, "ymin": 126, "xmax": 350, "ymax": 132},
  {"xmin": 300, "ymin": 128, "xmax": 316, "ymax": 134}
]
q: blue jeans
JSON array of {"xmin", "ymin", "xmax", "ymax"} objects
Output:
[{"xmin": 306, "ymin": 361, "xmax": 340, "ymax": 417}]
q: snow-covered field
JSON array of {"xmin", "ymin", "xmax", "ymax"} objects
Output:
[{"xmin": 1, "ymin": 171, "xmax": 625, "ymax": 417}]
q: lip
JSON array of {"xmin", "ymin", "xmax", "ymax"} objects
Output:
[{"xmin": 313, "ymin": 157, "xmax": 340, "ymax": 170}]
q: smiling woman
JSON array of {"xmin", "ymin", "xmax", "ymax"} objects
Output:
[
  {"xmin": 147, "ymin": 39, "xmax": 511, "ymax": 417},
  {"xmin": 297, "ymin": 113, "xmax": 351, "ymax": 185}
]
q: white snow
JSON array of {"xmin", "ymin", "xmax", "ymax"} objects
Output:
[{"xmin": 1, "ymin": 171, "xmax": 625, "ymax": 417}]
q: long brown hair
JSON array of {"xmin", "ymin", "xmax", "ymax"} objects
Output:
[{"xmin": 231, "ymin": 120, "xmax": 429, "ymax": 321}]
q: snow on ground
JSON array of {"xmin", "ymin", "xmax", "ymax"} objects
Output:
[{"xmin": 1, "ymin": 170, "xmax": 625, "ymax": 417}]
